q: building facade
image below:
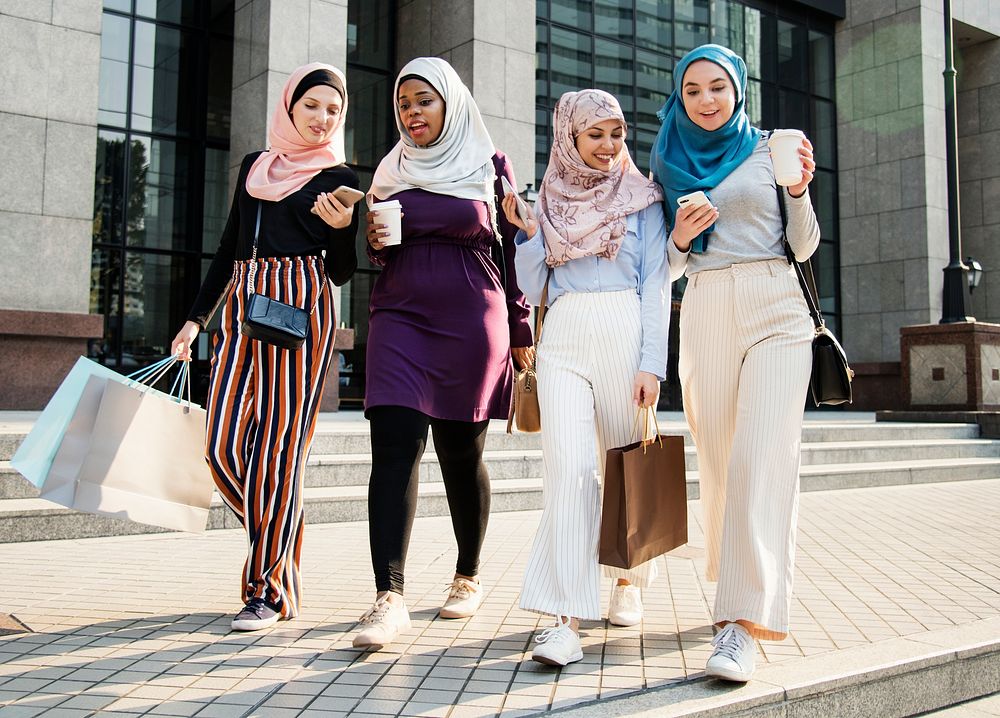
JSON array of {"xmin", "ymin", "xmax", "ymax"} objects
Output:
[{"xmin": 1, "ymin": 0, "xmax": 997, "ymax": 411}]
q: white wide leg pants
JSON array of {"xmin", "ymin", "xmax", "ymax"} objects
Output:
[
  {"xmin": 679, "ymin": 258, "xmax": 812, "ymax": 639},
  {"xmin": 520, "ymin": 290, "xmax": 660, "ymax": 622}
]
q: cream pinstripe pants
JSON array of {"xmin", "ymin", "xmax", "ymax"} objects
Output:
[
  {"xmin": 520, "ymin": 290, "xmax": 659, "ymax": 621},
  {"xmin": 679, "ymin": 258, "xmax": 812, "ymax": 640}
]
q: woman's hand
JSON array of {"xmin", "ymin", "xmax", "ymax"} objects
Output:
[
  {"xmin": 787, "ymin": 138, "xmax": 816, "ymax": 199},
  {"xmin": 171, "ymin": 321, "xmax": 200, "ymax": 361},
  {"xmin": 366, "ymin": 210, "xmax": 397, "ymax": 251},
  {"xmin": 501, "ymin": 193, "xmax": 539, "ymax": 238},
  {"xmin": 511, "ymin": 346, "xmax": 535, "ymax": 371},
  {"xmin": 632, "ymin": 371, "xmax": 660, "ymax": 409},
  {"xmin": 313, "ymin": 192, "xmax": 354, "ymax": 229},
  {"xmin": 671, "ymin": 201, "xmax": 719, "ymax": 252}
]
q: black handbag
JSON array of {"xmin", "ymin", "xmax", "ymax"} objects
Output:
[
  {"xmin": 776, "ymin": 185, "xmax": 854, "ymax": 406},
  {"xmin": 240, "ymin": 203, "xmax": 320, "ymax": 350}
]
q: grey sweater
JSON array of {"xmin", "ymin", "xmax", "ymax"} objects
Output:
[{"xmin": 666, "ymin": 136, "xmax": 821, "ymax": 282}]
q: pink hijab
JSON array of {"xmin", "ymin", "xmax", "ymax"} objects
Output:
[
  {"xmin": 245, "ymin": 63, "xmax": 348, "ymax": 201},
  {"xmin": 537, "ymin": 90, "xmax": 662, "ymax": 267}
]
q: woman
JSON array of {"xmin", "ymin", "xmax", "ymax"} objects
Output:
[
  {"xmin": 650, "ymin": 44, "xmax": 820, "ymax": 682},
  {"xmin": 352, "ymin": 57, "xmax": 533, "ymax": 649},
  {"xmin": 171, "ymin": 63, "xmax": 359, "ymax": 631},
  {"xmin": 502, "ymin": 89, "xmax": 668, "ymax": 667}
]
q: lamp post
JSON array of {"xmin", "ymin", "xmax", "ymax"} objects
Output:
[{"xmin": 940, "ymin": 0, "xmax": 974, "ymax": 323}]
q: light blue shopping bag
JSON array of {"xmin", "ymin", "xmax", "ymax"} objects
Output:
[{"xmin": 10, "ymin": 356, "xmax": 176, "ymax": 488}]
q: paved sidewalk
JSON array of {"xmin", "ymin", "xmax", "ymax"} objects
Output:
[{"xmin": 2, "ymin": 479, "xmax": 1000, "ymax": 717}]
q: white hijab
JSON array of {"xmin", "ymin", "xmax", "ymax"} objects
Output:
[{"xmin": 367, "ymin": 57, "xmax": 497, "ymax": 204}]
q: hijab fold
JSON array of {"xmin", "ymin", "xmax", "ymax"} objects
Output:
[
  {"xmin": 367, "ymin": 57, "xmax": 497, "ymax": 205},
  {"xmin": 649, "ymin": 44, "xmax": 761, "ymax": 253},
  {"xmin": 537, "ymin": 90, "xmax": 662, "ymax": 267},
  {"xmin": 246, "ymin": 63, "xmax": 348, "ymax": 202}
]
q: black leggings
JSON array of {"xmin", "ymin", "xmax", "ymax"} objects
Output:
[{"xmin": 367, "ymin": 405, "xmax": 491, "ymax": 595}]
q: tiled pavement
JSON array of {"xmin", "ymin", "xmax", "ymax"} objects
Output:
[{"xmin": 2, "ymin": 479, "xmax": 1000, "ymax": 717}]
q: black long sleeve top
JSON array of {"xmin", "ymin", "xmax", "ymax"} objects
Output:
[{"xmin": 187, "ymin": 151, "xmax": 360, "ymax": 328}]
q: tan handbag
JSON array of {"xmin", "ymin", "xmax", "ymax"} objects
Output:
[
  {"xmin": 599, "ymin": 408, "xmax": 688, "ymax": 569},
  {"xmin": 507, "ymin": 271, "xmax": 551, "ymax": 434}
]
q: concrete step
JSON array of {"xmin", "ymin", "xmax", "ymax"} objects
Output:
[
  {"xmin": 0, "ymin": 417, "xmax": 985, "ymax": 462},
  {"xmin": 3, "ymin": 456, "xmax": 1000, "ymax": 542},
  {"xmin": 4, "ymin": 436, "xmax": 996, "ymax": 498}
]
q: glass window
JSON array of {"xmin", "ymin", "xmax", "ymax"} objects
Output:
[
  {"xmin": 119, "ymin": 252, "xmax": 191, "ymax": 361},
  {"xmin": 202, "ymin": 147, "xmax": 229, "ymax": 253},
  {"xmin": 635, "ymin": 49, "xmax": 671, "ymax": 130},
  {"xmin": 98, "ymin": 12, "xmax": 131, "ymax": 128},
  {"xmin": 777, "ymin": 20, "xmax": 808, "ymax": 92},
  {"xmin": 131, "ymin": 20, "xmax": 197, "ymax": 135},
  {"xmin": 346, "ymin": 68, "xmax": 394, "ymax": 169},
  {"xmin": 347, "ymin": 0, "xmax": 393, "ymax": 71},
  {"xmin": 551, "ymin": 0, "xmax": 592, "ymax": 32},
  {"xmin": 746, "ymin": 78, "xmax": 763, "ymax": 126},
  {"xmin": 778, "ymin": 89, "xmax": 809, "ymax": 133},
  {"xmin": 135, "ymin": 0, "xmax": 199, "ymax": 25},
  {"xmin": 595, "ymin": 0, "xmax": 633, "ymax": 42},
  {"xmin": 596, "ymin": 39, "xmax": 634, "ymax": 112},
  {"xmin": 126, "ymin": 136, "xmax": 191, "ymax": 251},
  {"xmin": 206, "ymin": 35, "xmax": 232, "ymax": 140},
  {"xmin": 743, "ymin": 6, "xmax": 762, "ymax": 79},
  {"xmin": 675, "ymin": 0, "xmax": 709, "ymax": 52},
  {"xmin": 635, "ymin": 0, "xmax": 672, "ymax": 53},
  {"xmin": 536, "ymin": 107, "xmax": 551, "ymax": 188},
  {"xmin": 550, "ymin": 27, "xmax": 593, "ymax": 99},
  {"xmin": 93, "ymin": 130, "xmax": 129, "ymax": 247},
  {"xmin": 104, "ymin": 0, "xmax": 131, "ymax": 11},
  {"xmin": 809, "ymin": 30, "xmax": 833, "ymax": 100},
  {"xmin": 537, "ymin": 22, "xmax": 550, "ymax": 107},
  {"xmin": 814, "ymin": 241, "xmax": 838, "ymax": 309},
  {"xmin": 634, "ymin": 127, "xmax": 659, "ymax": 175},
  {"xmin": 89, "ymin": 248, "xmax": 122, "ymax": 366},
  {"xmin": 711, "ymin": 0, "xmax": 744, "ymax": 58},
  {"xmin": 811, "ymin": 98, "xmax": 835, "ymax": 170}
]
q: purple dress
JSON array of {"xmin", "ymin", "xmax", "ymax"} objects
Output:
[{"xmin": 365, "ymin": 152, "xmax": 533, "ymax": 422}]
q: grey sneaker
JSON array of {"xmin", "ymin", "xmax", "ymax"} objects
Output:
[
  {"xmin": 231, "ymin": 598, "xmax": 280, "ymax": 631},
  {"xmin": 706, "ymin": 623, "xmax": 756, "ymax": 682}
]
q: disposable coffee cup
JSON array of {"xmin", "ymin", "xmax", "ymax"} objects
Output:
[
  {"xmin": 768, "ymin": 129, "xmax": 807, "ymax": 187},
  {"xmin": 369, "ymin": 200, "xmax": 402, "ymax": 246}
]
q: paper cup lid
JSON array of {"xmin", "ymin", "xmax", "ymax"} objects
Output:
[
  {"xmin": 768, "ymin": 129, "xmax": 806, "ymax": 143},
  {"xmin": 369, "ymin": 200, "xmax": 402, "ymax": 210}
]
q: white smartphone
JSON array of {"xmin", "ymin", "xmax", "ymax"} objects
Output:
[
  {"xmin": 311, "ymin": 185, "xmax": 365, "ymax": 214},
  {"xmin": 677, "ymin": 190, "xmax": 711, "ymax": 209},
  {"xmin": 500, "ymin": 176, "xmax": 530, "ymax": 223}
]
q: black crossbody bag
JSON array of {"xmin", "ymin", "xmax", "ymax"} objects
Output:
[
  {"xmin": 775, "ymin": 184, "xmax": 854, "ymax": 406},
  {"xmin": 240, "ymin": 203, "xmax": 321, "ymax": 350}
]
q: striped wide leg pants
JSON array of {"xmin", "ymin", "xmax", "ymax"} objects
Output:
[
  {"xmin": 520, "ymin": 290, "xmax": 659, "ymax": 622},
  {"xmin": 679, "ymin": 258, "xmax": 812, "ymax": 640},
  {"xmin": 205, "ymin": 256, "xmax": 336, "ymax": 619}
]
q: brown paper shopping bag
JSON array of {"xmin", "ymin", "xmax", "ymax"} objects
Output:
[
  {"xmin": 71, "ymin": 372, "xmax": 213, "ymax": 533},
  {"xmin": 599, "ymin": 408, "xmax": 688, "ymax": 569}
]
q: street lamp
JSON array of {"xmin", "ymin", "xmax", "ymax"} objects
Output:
[
  {"xmin": 940, "ymin": 0, "xmax": 974, "ymax": 323},
  {"xmin": 966, "ymin": 257, "xmax": 983, "ymax": 292}
]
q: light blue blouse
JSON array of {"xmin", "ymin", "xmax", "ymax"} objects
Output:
[{"xmin": 513, "ymin": 204, "xmax": 670, "ymax": 380}]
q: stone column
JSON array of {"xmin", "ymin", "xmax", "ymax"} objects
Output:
[
  {"xmin": 394, "ymin": 0, "xmax": 536, "ymax": 189},
  {"xmin": 0, "ymin": 2, "xmax": 104, "ymax": 409}
]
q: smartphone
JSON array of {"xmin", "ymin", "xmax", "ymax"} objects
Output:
[
  {"xmin": 500, "ymin": 176, "xmax": 530, "ymax": 223},
  {"xmin": 677, "ymin": 190, "xmax": 711, "ymax": 209},
  {"xmin": 311, "ymin": 185, "xmax": 365, "ymax": 214}
]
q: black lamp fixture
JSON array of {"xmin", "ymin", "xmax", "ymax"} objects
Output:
[
  {"xmin": 520, "ymin": 183, "xmax": 538, "ymax": 205},
  {"xmin": 966, "ymin": 257, "xmax": 983, "ymax": 292}
]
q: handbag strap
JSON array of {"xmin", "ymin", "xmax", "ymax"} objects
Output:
[
  {"xmin": 533, "ymin": 269, "xmax": 553, "ymax": 352},
  {"xmin": 775, "ymin": 184, "xmax": 824, "ymax": 331},
  {"xmin": 245, "ymin": 200, "xmax": 325, "ymax": 314}
]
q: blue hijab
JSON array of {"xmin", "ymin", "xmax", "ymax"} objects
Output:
[{"xmin": 649, "ymin": 44, "xmax": 761, "ymax": 253}]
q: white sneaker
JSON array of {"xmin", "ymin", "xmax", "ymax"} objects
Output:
[
  {"xmin": 531, "ymin": 617, "xmax": 583, "ymax": 667},
  {"xmin": 352, "ymin": 594, "xmax": 411, "ymax": 649},
  {"xmin": 439, "ymin": 577, "xmax": 483, "ymax": 619},
  {"xmin": 608, "ymin": 584, "xmax": 643, "ymax": 627},
  {"xmin": 706, "ymin": 623, "xmax": 756, "ymax": 682}
]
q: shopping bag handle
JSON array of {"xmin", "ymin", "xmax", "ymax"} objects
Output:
[
  {"xmin": 630, "ymin": 406, "xmax": 663, "ymax": 453},
  {"xmin": 126, "ymin": 356, "xmax": 176, "ymax": 383}
]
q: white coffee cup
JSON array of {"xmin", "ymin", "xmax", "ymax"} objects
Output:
[
  {"xmin": 767, "ymin": 129, "xmax": 807, "ymax": 187},
  {"xmin": 369, "ymin": 200, "xmax": 403, "ymax": 246}
]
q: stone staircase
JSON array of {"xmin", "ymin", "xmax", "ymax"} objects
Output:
[{"xmin": 1, "ymin": 412, "xmax": 998, "ymax": 542}]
